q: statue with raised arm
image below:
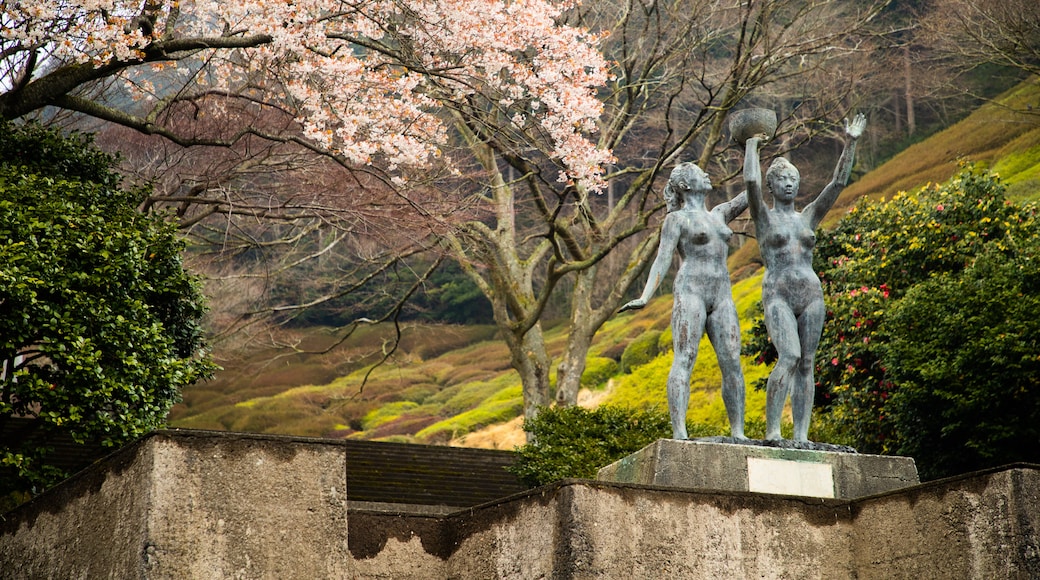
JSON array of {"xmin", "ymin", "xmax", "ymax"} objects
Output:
[
  {"xmin": 620, "ymin": 162, "xmax": 748, "ymax": 440},
  {"xmin": 743, "ymin": 112, "xmax": 867, "ymax": 441}
]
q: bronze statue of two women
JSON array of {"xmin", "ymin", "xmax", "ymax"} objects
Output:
[{"xmin": 623, "ymin": 110, "xmax": 866, "ymax": 442}]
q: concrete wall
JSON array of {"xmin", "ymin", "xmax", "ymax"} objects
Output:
[
  {"xmin": 350, "ymin": 469, "xmax": 1040, "ymax": 579},
  {"xmin": 1, "ymin": 431, "xmax": 352, "ymax": 579},
  {"xmin": 3, "ymin": 430, "xmax": 1039, "ymax": 579},
  {"xmin": 0, "ymin": 436, "xmax": 154, "ymax": 579},
  {"xmin": 849, "ymin": 466, "xmax": 1040, "ymax": 578}
]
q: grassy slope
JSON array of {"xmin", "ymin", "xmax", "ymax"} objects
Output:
[{"xmin": 170, "ymin": 79, "xmax": 1040, "ymax": 447}]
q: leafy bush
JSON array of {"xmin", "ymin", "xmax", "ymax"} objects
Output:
[
  {"xmin": 0, "ymin": 121, "xmax": 215, "ymax": 498},
  {"xmin": 816, "ymin": 167, "xmax": 1017, "ymax": 292},
  {"xmin": 620, "ymin": 330, "xmax": 662, "ymax": 373},
  {"xmin": 597, "ymin": 341, "xmax": 627, "ymax": 361},
  {"xmin": 657, "ymin": 327, "xmax": 674, "ymax": 353},
  {"xmin": 416, "ymin": 385, "xmax": 523, "ymax": 443},
  {"xmin": 509, "ymin": 405, "xmax": 673, "ymax": 486},
  {"xmin": 361, "ymin": 401, "xmax": 421, "ymax": 431},
  {"xmin": 428, "ymin": 374, "xmax": 516, "ymax": 415},
  {"xmin": 884, "ymin": 239, "xmax": 1040, "ymax": 479}
]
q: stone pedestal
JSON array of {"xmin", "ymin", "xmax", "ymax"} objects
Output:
[{"xmin": 597, "ymin": 438, "xmax": 919, "ymax": 499}]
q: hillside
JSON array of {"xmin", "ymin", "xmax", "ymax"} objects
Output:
[
  {"xmin": 836, "ymin": 80, "xmax": 1040, "ymax": 208},
  {"xmin": 169, "ymin": 79, "xmax": 1040, "ymax": 449}
]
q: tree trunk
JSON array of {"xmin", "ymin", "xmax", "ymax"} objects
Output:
[
  {"xmin": 904, "ymin": 45, "xmax": 915, "ymax": 136},
  {"xmin": 554, "ymin": 267, "xmax": 600, "ymax": 406},
  {"xmin": 503, "ymin": 323, "xmax": 552, "ymax": 440},
  {"xmin": 555, "ymin": 234, "xmax": 660, "ymax": 406},
  {"xmin": 892, "ymin": 90, "xmax": 902, "ymax": 135}
]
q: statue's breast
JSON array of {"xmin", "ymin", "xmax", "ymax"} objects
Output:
[
  {"xmin": 681, "ymin": 212, "xmax": 731, "ymax": 246},
  {"xmin": 765, "ymin": 224, "xmax": 814, "ymax": 251}
]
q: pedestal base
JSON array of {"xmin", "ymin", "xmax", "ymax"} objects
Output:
[{"xmin": 597, "ymin": 438, "xmax": 919, "ymax": 499}]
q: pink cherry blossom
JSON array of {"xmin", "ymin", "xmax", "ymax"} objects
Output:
[{"xmin": 3, "ymin": 0, "xmax": 612, "ymax": 187}]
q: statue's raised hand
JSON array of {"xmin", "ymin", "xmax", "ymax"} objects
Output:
[
  {"xmin": 618, "ymin": 298, "xmax": 647, "ymax": 313},
  {"xmin": 845, "ymin": 113, "xmax": 867, "ymax": 139}
]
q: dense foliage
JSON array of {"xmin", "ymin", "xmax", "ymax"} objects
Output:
[
  {"xmin": 620, "ymin": 330, "xmax": 663, "ymax": 374},
  {"xmin": 0, "ymin": 122, "xmax": 215, "ymax": 497},
  {"xmin": 885, "ymin": 240, "xmax": 1040, "ymax": 479},
  {"xmin": 508, "ymin": 405, "xmax": 669, "ymax": 486},
  {"xmin": 509, "ymin": 405, "xmax": 719, "ymax": 486},
  {"xmin": 748, "ymin": 166, "xmax": 1040, "ymax": 479}
]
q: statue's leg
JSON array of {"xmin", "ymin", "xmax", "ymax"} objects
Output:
[
  {"xmin": 764, "ymin": 300, "xmax": 800, "ymax": 440},
  {"xmin": 791, "ymin": 300, "xmax": 826, "ymax": 441},
  {"xmin": 667, "ymin": 297, "xmax": 706, "ymax": 440},
  {"xmin": 706, "ymin": 302, "xmax": 746, "ymax": 439}
]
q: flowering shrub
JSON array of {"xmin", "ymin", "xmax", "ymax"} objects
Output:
[{"xmin": 815, "ymin": 168, "xmax": 1018, "ymax": 292}]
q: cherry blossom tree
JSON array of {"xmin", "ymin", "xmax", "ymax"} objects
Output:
[{"xmin": 1, "ymin": 0, "xmax": 613, "ymax": 424}]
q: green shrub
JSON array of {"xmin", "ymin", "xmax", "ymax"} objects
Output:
[
  {"xmin": 365, "ymin": 415, "xmax": 441, "ymax": 439},
  {"xmin": 756, "ymin": 166, "xmax": 1040, "ymax": 477},
  {"xmin": 580, "ymin": 357, "xmax": 619, "ymax": 389},
  {"xmin": 884, "ymin": 238, "xmax": 1040, "ymax": 479},
  {"xmin": 597, "ymin": 341, "xmax": 627, "ymax": 361},
  {"xmin": 0, "ymin": 121, "xmax": 214, "ymax": 498},
  {"xmin": 428, "ymin": 374, "xmax": 516, "ymax": 415},
  {"xmin": 508, "ymin": 405, "xmax": 672, "ymax": 486},
  {"xmin": 396, "ymin": 383, "xmax": 440, "ymax": 403},
  {"xmin": 620, "ymin": 330, "xmax": 662, "ymax": 373},
  {"xmin": 657, "ymin": 327, "xmax": 673, "ymax": 354}
]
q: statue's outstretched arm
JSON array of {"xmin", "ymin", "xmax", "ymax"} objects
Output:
[
  {"xmin": 619, "ymin": 214, "xmax": 679, "ymax": 312},
  {"xmin": 805, "ymin": 113, "xmax": 867, "ymax": 229}
]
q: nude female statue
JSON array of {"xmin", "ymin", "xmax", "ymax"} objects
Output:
[
  {"xmin": 620, "ymin": 162, "xmax": 748, "ymax": 440},
  {"xmin": 743, "ymin": 114, "xmax": 866, "ymax": 441}
]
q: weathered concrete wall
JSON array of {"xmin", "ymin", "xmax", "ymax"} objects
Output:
[
  {"xmin": 0, "ymin": 438, "xmax": 153, "ymax": 579},
  {"xmin": 444, "ymin": 487, "xmax": 561, "ymax": 578},
  {"xmin": 346, "ymin": 482, "xmax": 856, "ymax": 579},
  {"xmin": 848, "ymin": 466, "xmax": 1040, "ymax": 578},
  {"xmin": 3, "ymin": 429, "xmax": 1038, "ymax": 579},
  {"xmin": 543, "ymin": 483, "xmax": 854, "ymax": 578},
  {"xmin": 142, "ymin": 432, "xmax": 351, "ymax": 579},
  {"xmin": 347, "ymin": 469, "xmax": 1040, "ymax": 579},
  {"xmin": 1, "ymin": 431, "xmax": 352, "ymax": 579}
]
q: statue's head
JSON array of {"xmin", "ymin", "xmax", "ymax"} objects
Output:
[
  {"xmin": 665, "ymin": 162, "xmax": 710, "ymax": 211},
  {"xmin": 765, "ymin": 157, "xmax": 800, "ymax": 200}
]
